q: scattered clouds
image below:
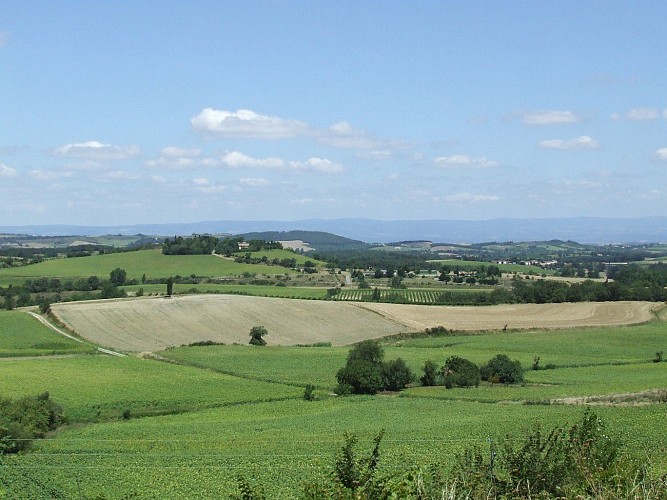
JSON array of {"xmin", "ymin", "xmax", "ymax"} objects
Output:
[
  {"xmin": 191, "ymin": 108, "xmax": 308, "ymax": 140},
  {"xmin": 0, "ymin": 163, "xmax": 17, "ymax": 177},
  {"xmin": 434, "ymin": 154, "xmax": 499, "ymax": 168},
  {"xmin": 161, "ymin": 146, "xmax": 201, "ymax": 158},
  {"xmin": 654, "ymin": 148, "xmax": 667, "ymax": 161},
  {"xmin": 539, "ymin": 136, "xmax": 600, "ymax": 150},
  {"xmin": 191, "ymin": 108, "xmax": 402, "ymax": 151},
  {"xmin": 54, "ymin": 141, "xmax": 139, "ymax": 161},
  {"xmin": 520, "ymin": 110, "xmax": 581, "ymax": 125},
  {"xmin": 444, "ymin": 193, "xmax": 499, "ymax": 203},
  {"xmin": 611, "ymin": 108, "xmax": 659, "ymax": 121},
  {"xmin": 193, "ymin": 177, "xmax": 209, "ymax": 186}
]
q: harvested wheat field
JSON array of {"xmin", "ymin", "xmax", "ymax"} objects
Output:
[
  {"xmin": 354, "ymin": 301, "xmax": 659, "ymax": 332},
  {"xmin": 50, "ymin": 296, "xmax": 661, "ymax": 352}
]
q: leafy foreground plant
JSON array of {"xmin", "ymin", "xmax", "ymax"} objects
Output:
[{"xmin": 290, "ymin": 410, "xmax": 667, "ymax": 499}]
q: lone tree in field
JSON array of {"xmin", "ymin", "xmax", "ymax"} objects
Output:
[
  {"xmin": 480, "ymin": 354, "xmax": 524, "ymax": 384},
  {"xmin": 249, "ymin": 326, "xmax": 268, "ymax": 346},
  {"xmin": 109, "ymin": 267, "xmax": 127, "ymax": 286}
]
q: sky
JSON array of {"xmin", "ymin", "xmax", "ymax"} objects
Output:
[{"xmin": 1, "ymin": 1, "xmax": 666, "ymax": 226}]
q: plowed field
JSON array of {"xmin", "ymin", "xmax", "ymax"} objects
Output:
[{"xmin": 50, "ymin": 296, "xmax": 660, "ymax": 352}]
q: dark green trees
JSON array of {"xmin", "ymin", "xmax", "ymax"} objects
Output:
[
  {"xmin": 481, "ymin": 354, "xmax": 524, "ymax": 384},
  {"xmin": 441, "ymin": 356, "xmax": 481, "ymax": 388},
  {"xmin": 249, "ymin": 326, "xmax": 268, "ymax": 346},
  {"xmin": 336, "ymin": 340, "xmax": 413, "ymax": 395}
]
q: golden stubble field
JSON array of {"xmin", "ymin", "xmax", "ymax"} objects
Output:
[{"xmin": 50, "ymin": 295, "xmax": 661, "ymax": 352}]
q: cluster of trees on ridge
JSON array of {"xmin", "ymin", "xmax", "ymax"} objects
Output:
[
  {"xmin": 334, "ymin": 340, "xmax": 524, "ymax": 395},
  {"xmin": 162, "ymin": 234, "xmax": 283, "ymax": 256}
]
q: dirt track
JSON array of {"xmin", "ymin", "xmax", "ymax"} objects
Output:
[{"xmin": 50, "ymin": 296, "xmax": 661, "ymax": 353}]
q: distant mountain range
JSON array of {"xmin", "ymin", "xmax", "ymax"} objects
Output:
[{"xmin": 1, "ymin": 217, "xmax": 666, "ymax": 244}]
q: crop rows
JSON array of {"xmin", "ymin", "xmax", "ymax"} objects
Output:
[{"xmin": 334, "ymin": 288, "xmax": 488, "ymax": 304}]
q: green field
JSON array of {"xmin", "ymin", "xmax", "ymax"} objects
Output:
[
  {"xmin": 0, "ymin": 310, "xmax": 95, "ymax": 357},
  {"xmin": 0, "ymin": 310, "xmax": 666, "ymax": 498},
  {"xmin": 0, "ymin": 249, "xmax": 298, "ymax": 284}
]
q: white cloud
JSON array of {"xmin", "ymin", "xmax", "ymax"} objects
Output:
[
  {"xmin": 220, "ymin": 151, "xmax": 285, "ymax": 169},
  {"xmin": 434, "ymin": 155, "xmax": 499, "ymax": 168},
  {"xmin": 539, "ymin": 136, "xmax": 600, "ymax": 150},
  {"xmin": 316, "ymin": 121, "xmax": 388, "ymax": 149},
  {"xmin": 191, "ymin": 108, "xmax": 308, "ymax": 139},
  {"xmin": 611, "ymin": 108, "xmax": 660, "ymax": 121},
  {"xmin": 150, "ymin": 175, "xmax": 167, "ymax": 183},
  {"xmin": 193, "ymin": 177, "xmax": 209, "ymax": 186},
  {"xmin": 145, "ymin": 146, "xmax": 202, "ymax": 169},
  {"xmin": 289, "ymin": 157, "xmax": 344, "ymax": 174},
  {"xmin": 55, "ymin": 141, "xmax": 139, "ymax": 160},
  {"xmin": 654, "ymin": 148, "xmax": 667, "ymax": 161},
  {"xmin": 444, "ymin": 193, "xmax": 499, "ymax": 203},
  {"xmin": 521, "ymin": 110, "xmax": 580, "ymax": 125},
  {"xmin": 0, "ymin": 163, "xmax": 17, "ymax": 177},
  {"xmin": 240, "ymin": 177, "xmax": 271, "ymax": 187}
]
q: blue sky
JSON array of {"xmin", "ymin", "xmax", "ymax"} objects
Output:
[{"xmin": 1, "ymin": 1, "xmax": 666, "ymax": 226}]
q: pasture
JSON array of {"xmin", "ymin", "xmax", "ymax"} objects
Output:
[{"xmin": 0, "ymin": 248, "xmax": 297, "ymax": 284}]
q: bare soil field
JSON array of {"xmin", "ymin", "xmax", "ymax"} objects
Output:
[
  {"xmin": 50, "ymin": 296, "xmax": 661, "ymax": 353},
  {"xmin": 354, "ymin": 301, "xmax": 659, "ymax": 332}
]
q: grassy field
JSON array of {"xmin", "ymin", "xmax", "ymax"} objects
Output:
[
  {"xmin": 0, "ymin": 248, "xmax": 298, "ymax": 284},
  {"xmin": 0, "ymin": 310, "xmax": 95, "ymax": 357},
  {"xmin": 0, "ymin": 308, "xmax": 665, "ymax": 498}
]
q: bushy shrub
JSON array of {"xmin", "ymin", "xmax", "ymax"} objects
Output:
[
  {"xmin": 480, "ymin": 354, "xmax": 524, "ymax": 384},
  {"xmin": 382, "ymin": 358, "xmax": 414, "ymax": 391},
  {"xmin": 441, "ymin": 356, "xmax": 480, "ymax": 388},
  {"xmin": 420, "ymin": 360, "xmax": 439, "ymax": 386}
]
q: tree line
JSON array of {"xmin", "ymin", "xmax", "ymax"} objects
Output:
[{"xmin": 162, "ymin": 235, "xmax": 283, "ymax": 256}]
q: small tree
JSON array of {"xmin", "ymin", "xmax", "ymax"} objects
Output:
[
  {"xmin": 249, "ymin": 326, "xmax": 268, "ymax": 346},
  {"xmin": 336, "ymin": 340, "xmax": 385, "ymax": 395},
  {"xmin": 420, "ymin": 360, "xmax": 439, "ymax": 386},
  {"xmin": 441, "ymin": 356, "xmax": 480, "ymax": 388},
  {"xmin": 382, "ymin": 358, "xmax": 414, "ymax": 391},
  {"xmin": 109, "ymin": 267, "xmax": 127, "ymax": 286},
  {"xmin": 166, "ymin": 277, "xmax": 174, "ymax": 297},
  {"xmin": 481, "ymin": 354, "xmax": 524, "ymax": 384}
]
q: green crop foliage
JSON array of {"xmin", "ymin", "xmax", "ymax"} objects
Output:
[
  {"xmin": 0, "ymin": 355, "xmax": 301, "ymax": 421},
  {"xmin": 122, "ymin": 283, "xmax": 329, "ymax": 299},
  {"xmin": 0, "ymin": 249, "xmax": 298, "ymax": 283},
  {"xmin": 0, "ymin": 310, "xmax": 94, "ymax": 357}
]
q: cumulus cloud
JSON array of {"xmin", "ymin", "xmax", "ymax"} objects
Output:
[
  {"xmin": 520, "ymin": 110, "xmax": 580, "ymax": 125},
  {"xmin": 612, "ymin": 108, "xmax": 659, "ymax": 121},
  {"xmin": 539, "ymin": 136, "xmax": 600, "ymax": 150},
  {"xmin": 54, "ymin": 141, "xmax": 139, "ymax": 160},
  {"xmin": 434, "ymin": 155, "xmax": 499, "ymax": 168},
  {"xmin": 444, "ymin": 192, "xmax": 499, "ymax": 203},
  {"xmin": 191, "ymin": 108, "xmax": 308, "ymax": 139},
  {"xmin": 654, "ymin": 148, "xmax": 667, "ymax": 161},
  {"xmin": 145, "ymin": 146, "xmax": 202, "ymax": 169},
  {"xmin": 220, "ymin": 151, "xmax": 285, "ymax": 169},
  {"xmin": 0, "ymin": 163, "xmax": 17, "ymax": 177},
  {"xmin": 289, "ymin": 157, "xmax": 344, "ymax": 174}
]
